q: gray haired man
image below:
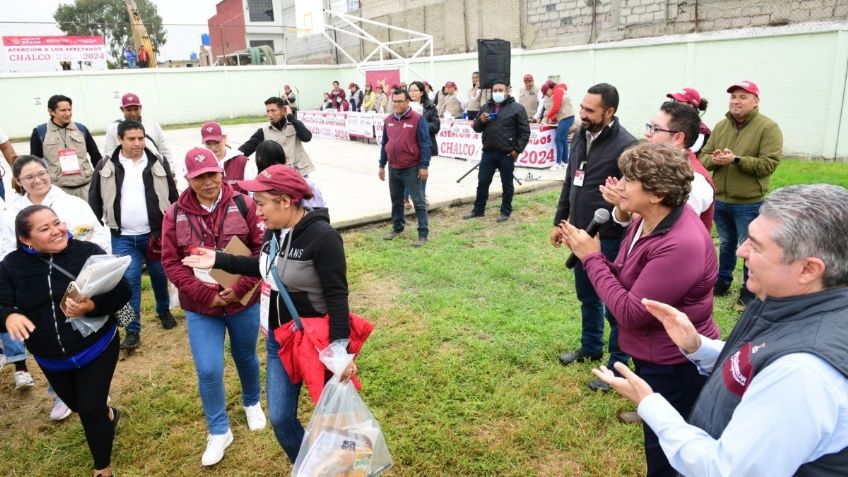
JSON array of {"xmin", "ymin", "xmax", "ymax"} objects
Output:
[{"xmin": 593, "ymin": 184, "xmax": 848, "ymax": 476}]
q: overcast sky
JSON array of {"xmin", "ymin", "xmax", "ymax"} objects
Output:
[{"xmin": 2, "ymin": 0, "xmax": 221, "ymax": 61}]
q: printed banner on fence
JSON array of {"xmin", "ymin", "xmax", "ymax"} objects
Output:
[
  {"xmin": 435, "ymin": 121, "xmax": 482, "ymax": 162},
  {"xmin": 300, "ymin": 111, "xmax": 349, "ymax": 140},
  {"xmin": 301, "ymin": 111, "xmax": 557, "ymax": 169},
  {"xmin": 515, "ymin": 125, "xmax": 557, "ymax": 168},
  {"xmin": 3, "ymin": 36, "xmax": 107, "ymax": 64}
]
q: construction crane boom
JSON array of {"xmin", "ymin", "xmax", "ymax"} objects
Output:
[{"xmin": 124, "ymin": 0, "xmax": 157, "ymax": 67}]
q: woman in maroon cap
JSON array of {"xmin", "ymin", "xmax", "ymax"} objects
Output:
[
  {"xmin": 180, "ymin": 164, "xmax": 355, "ymax": 464},
  {"xmin": 160, "ymin": 147, "xmax": 266, "ymax": 467},
  {"xmin": 666, "ymin": 87, "xmax": 710, "ymax": 154}
]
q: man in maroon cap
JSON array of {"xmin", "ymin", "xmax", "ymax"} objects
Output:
[
  {"xmin": 437, "ymin": 81, "xmax": 462, "ymax": 119},
  {"xmin": 103, "ymin": 93, "xmax": 176, "ymax": 178},
  {"xmin": 518, "ymin": 74, "xmax": 542, "ymax": 119},
  {"xmin": 700, "ymin": 80, "xmax": 783, "ymax": 308}
]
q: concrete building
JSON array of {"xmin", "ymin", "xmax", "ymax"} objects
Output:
[{"xmin": 208, "ymin": 0, "xmax": 287, "ymax": 65}]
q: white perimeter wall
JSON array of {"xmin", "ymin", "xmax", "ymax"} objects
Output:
[{"xmin": 1, "ymin": 22, "xmax": 846, "ymax": 159}]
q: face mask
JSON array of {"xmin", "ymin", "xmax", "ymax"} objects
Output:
[{"xmin": 492, "ymin": 92, "xmax": 506, "ymax": 103}]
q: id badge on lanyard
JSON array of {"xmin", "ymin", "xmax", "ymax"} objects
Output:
[
  {"xmin": 58, "ymin": 148, "xmax": 81, "ymax": 175},
  {"xmin": 573, "ymin": 161, "xmax": 587, "ymax": 187},
  {"xmin": 259, "ymin": 281, "xmax": 272, "ymax": 336}
]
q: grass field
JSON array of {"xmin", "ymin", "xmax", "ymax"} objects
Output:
[{"xmin": 2, "ymin": 159, "xmax": 848, "ymax": 476}]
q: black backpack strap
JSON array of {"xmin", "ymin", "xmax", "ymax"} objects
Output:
[{"xmin": 233, "ymin": 194, "xmax": 248, "ymax": 218}]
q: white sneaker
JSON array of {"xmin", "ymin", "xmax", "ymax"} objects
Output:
[
  {"xmin": 0, "ymin": 354, "xmax": 6, "ymax": 369},
  {"xmin": 201, "ymin": 429, "xmax": 233, "ymax": 466},
  {"xmin": 14, "ymin": 371, "xmax": 34, "ymax": 390},
  {"xmin": 244, "ymin": 402, "xmax": 266, "ymax": 431},
  {"xmin": 50, "ymin": 397, "xmax": 72, "ymax": 421},
  {"xmin": 549, "ymin": 163, "xmax": 560, "ymax": 170}
]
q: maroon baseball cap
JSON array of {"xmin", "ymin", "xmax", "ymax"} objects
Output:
[
  {"xmin": 727, "ymin": 80, "xmax": 760, "ymax": 97},
  {"xmin": 541, "ymin": 83, "xmax": 551, "ymax": 95},
  {"xmin": 666, "ymin": 87, "xmax": 702, "ymax": 107},
  {"xmin": 200, "ymin": 121, "xmax": 224, "ymax": 142},
  {"xmin": 237, "ymin": 165, "xmax": 312, "ymax": 203},
  {"xmin": 523, "ymin": 74, "xmax": 533, "ymax": 81},
  {"xmin": 184, "ymin": 147, "xmax": 223, "ymax": 179},
  {"xmin": 445, "ymin": 81, "xmax": 457, "ymax": 89},
  {"xmin": 121, "ymin": 93, "xmax": 141, "ymax": 108}
]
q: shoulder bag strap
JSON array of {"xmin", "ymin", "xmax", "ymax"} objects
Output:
[
  {"xmin": 38, "ymin": 257, "xmax": 76, "ymax": 280},
  {"xmin": 268, "ymin": 234, "xmax": 303, "ymax": 330}
]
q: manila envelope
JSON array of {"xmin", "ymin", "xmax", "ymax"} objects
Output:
[{"xmin": 209, "ymin": 236, "xmax": 259, "ymax": 306}]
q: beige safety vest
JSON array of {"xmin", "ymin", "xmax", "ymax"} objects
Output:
[
  {"xmin": 519, "ymin": 86, "xmax": 539, "ymax": 117},
  {"xmin": 437, "ymin": 93, "xmax": 463, "ymax": 118},
  {"xmin": 41, "ymin": 121, "xmax": 94, "ymax": 188},
  {"xmin": 264, "ymin": 123, "xmax": 316, "ymax": 176},
  {"xmin": 96, "ymin": 153, "xmax": 172, "ymax": 231}
]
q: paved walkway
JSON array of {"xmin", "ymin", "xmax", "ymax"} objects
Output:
[{"xmin": 6, "ymin": 122, "xmax": 565, "ymax": 226}]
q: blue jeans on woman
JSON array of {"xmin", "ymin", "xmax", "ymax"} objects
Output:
[
  {"xmin": 266, "ymin": 333, "xmax": 305, "ymax": 463},
  {"xmin": 555, "ymin": 116, "xmax": 575, "ymax": 166},
  {"xmin": 111, "ymin": 233, "xmax": 170, "ymax": 334},
  {"xmin": 185, "ymin": 304, "xmax": 261, "ymax": 435}
]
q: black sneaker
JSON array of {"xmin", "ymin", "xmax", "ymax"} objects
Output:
[
  {"xmin": 587, "ymin": 378, "xmax": 611, "ymax": 393},
  {"xmin": 383, "ymin": 230, "xmax": 403, "ymax": 241},
  {"xmin": 412, "ymin": 237, "xmax": 427, "ymax": 247},
  {"xmin": 159, "ymin": 311, "xmax": 177, "ymax": 330},
  {"xmin": 120, "ymin": 332, "xmax": 140, "ymax": 350},
  {"xmin": 463, "ymin": 211, "xmax": 484, "ymax": 220},
  {"xmin": 713, "ymin": 280, "xmax": 731, "ymax": 296}
]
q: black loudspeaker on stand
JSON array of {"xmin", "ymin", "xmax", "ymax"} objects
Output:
[{"xmin": 477, "ymin": 39, "xmax": 511, "ymax": 89}]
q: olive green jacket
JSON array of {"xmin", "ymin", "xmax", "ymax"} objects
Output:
[{"xmin": 700, "ymin": 108, "xmax": 783, "ymax": 204}]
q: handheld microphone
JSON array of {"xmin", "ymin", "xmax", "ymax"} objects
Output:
[{"xmin": 564, "ymin": 208, "xmax": 611, "ymax": 269}]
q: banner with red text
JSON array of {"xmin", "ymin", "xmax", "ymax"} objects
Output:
[
  {"xmin": 2, "ymin": 36, "xmax": 107, "ymax": 72},
  {"xmin": 301, "ymin": 111, "xmax": 557, "ymax": 169}
]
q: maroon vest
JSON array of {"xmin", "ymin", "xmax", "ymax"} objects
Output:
[
  {"xmin": 222, "ymin": 155, "xmax": 250, "ymax": 193},
  {"xmin": 688, "ymin": 148, "xmax": 715, "ymax": 231},
  {"xmin": 384, "ymin": 109, "xmax": 423, "ymax": 169}
]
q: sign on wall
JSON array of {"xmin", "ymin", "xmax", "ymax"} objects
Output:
[{"xmin": 2, "ymin": 36, "xmax": 108, "ymax": 72}]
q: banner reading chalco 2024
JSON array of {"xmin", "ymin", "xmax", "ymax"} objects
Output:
[{"xmin": 2, "ymin": 36, "xmax": 108, "ymax": 73}]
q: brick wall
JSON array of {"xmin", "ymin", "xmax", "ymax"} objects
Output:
[{"xmin": 283, "ymin": 0, "xmax": 848, "ymax": 64}]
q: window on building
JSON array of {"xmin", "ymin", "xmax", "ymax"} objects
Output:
[
  {"xmin": 249, "ymin": 40, "xmax": 274, "ymax": 49},
  {"xmin": 248, "ymin": 0, "xmax": 274, "ymax": 22}
]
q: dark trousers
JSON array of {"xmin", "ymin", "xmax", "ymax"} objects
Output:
[
  {"xmin": 388, "ymin": 165, "xmax": 428, "ymax": 238},
  {"xmin": 472, "ymin": 150, "xmax": 515, "ymax": 217},
  {"xmin": 40, "ymin": 334, "xmax": 120, "ymax": 470},
  {"xmin": 633, "ymin": 358, "xmax": 707, "ymax": 477}
]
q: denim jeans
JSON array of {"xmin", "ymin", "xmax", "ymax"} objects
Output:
[
  {"xmin": 555, "ymin": 116, "xmax": 575, "ymax": 166},
  {"xmin": 573, "ymin": 238, "xmax": 629, "ymax": 368},
  {"xmin": 713, "ymin": 201, "xmax": 762, "ymax": 287},
  {"xmin": 473, "ymin": 150, "xmax": 514, "ymax": 217},
  {"xmin": 389, "ymin": 166, "xmax": 428, "ymax": 238},
  {"xmin": 266, "ymin": 334, "xmax": 305, "ymax": 463},
  {"xmin": 185, "ymin": 304, "xmax": 261, "ymax": 435},
  {"xmin": 111, "ymin": 233, "xmax": 170, "ymax": 334},
  {"xmin": 1, "ymin": 332, "xmax": 27, "ymax": 363}
]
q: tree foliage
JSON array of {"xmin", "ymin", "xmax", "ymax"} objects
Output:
[{"xmin": 54, "ymin": 0, "xmax": 167, "ymax": 68}]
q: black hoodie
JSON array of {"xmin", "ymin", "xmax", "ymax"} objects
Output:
[
  {"xmin": 214, "ymin": 208, "xmax": 350, "ymax": 341},
  {"xmin": 472, "ymin": 96, "xmax": 531, "ymax": 154}
]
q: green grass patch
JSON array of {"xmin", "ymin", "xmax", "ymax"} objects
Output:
[{"xmin": 1, "ymin": 159, "xmax": 845, "ymax": 476}]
